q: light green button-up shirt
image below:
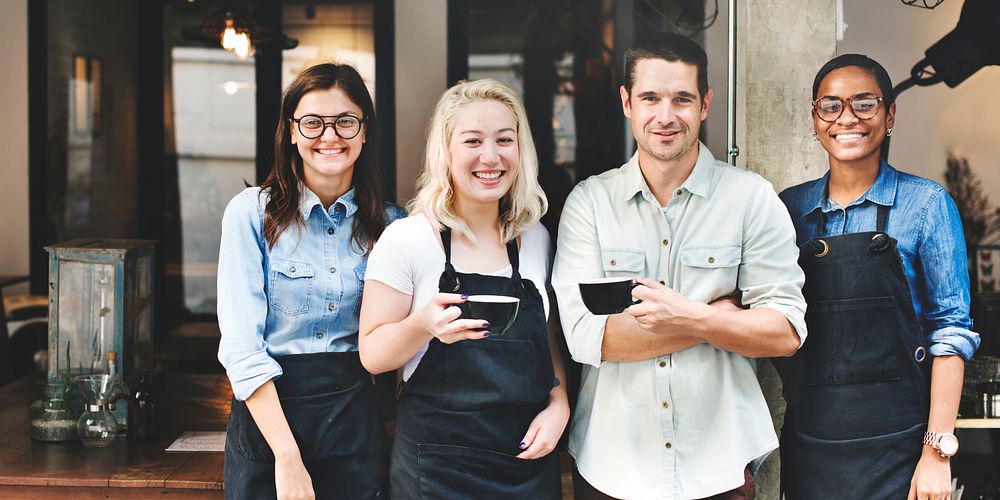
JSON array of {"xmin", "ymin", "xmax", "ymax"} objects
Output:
[{"xmin": 552, "ymin": 143, "xmax": 806, "ymax": 499}]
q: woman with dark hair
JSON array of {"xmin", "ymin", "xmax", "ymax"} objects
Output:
[
  {"xmin": 217, "ymin": 63, "xmax": 404, "ymax": 499},
  {"xmin": 779, "ymin": 54, "xmax": 979, "ymax": 500}
]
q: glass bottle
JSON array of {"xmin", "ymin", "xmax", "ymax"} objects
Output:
[
  {"xmin": 77, "ymin": 403, "xmax": 118, "ymax": 447},
  {"xmin": 128, "ymin": 371, "xmax": 157, "ymax": 440}
]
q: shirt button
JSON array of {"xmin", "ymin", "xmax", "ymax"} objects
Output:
[
  {"xmin": 315, "ymin": 331, "xmax": 324, "ymax": 339},
  {"xmin": 289, "ymin": 266, "xmax": 296, "ymax": 272},
  {"xmin": 328, "ymin": 303, "xmax": 336, "ymax": 311},
  {"xmin": 665, "ymin": 442, "xmax": 672, "ymax": 449},
  {"xmin": 658, "ymin": 361, "xmax": 666, "ymax": 368},
  {"xmin": 662, "ymin": 401, "xmax": 670, "ymax": 409},
  {"xmin": 662, "ymin": 239, "xmax": 669, "ymax": 246},
  {"xmin": 708, "ymin": 257, "xmax": 715, "ymax": 264},
  {"xmin": 327, "ymin": 228, "xmax": 334, "ymax": 235},
  {"xmin": 658, "ymin": 280, "xmax": 665, "ymax": 285},
  {"xmin": 610, "ymin": 259, "xmax": 617, "ymax": 266},
  {"xmin": 675, "ymin": 189, "xmax": 682, "ymax": 196},
  {"xmin": 330, "ymin": 266, "xmax": 337, "ymax": 273}
]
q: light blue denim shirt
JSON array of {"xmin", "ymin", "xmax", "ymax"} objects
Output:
[
  {"xmin": 217, "ymin": 186, "xmax": 406, "ymax": 400},
  {"xmin": 780, "ymin": 161, "xmax": 980, "ymax": 362}
]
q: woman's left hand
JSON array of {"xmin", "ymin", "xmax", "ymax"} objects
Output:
[
  {"xmin": 907, "ymin": 450, "xmax": 952, "ymax": 500},
  {"xmin": 515, "ymin": 397, "xmax": 570, "ymax": 460}
]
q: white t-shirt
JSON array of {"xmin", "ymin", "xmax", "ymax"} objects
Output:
[{"xmin": 365, "ymin": 213, "xmax": 552, "ymax": 381}]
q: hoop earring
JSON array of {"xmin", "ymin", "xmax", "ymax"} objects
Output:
[{"xmin": 886, "ymin": 128, "xmax": 893, "ymax": 137}]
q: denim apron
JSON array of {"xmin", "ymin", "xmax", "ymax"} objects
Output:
[
  {"xmin": 224, "ymin": 352, "xmax": 388, "ymax": 499},
  {"xmin": 389, "ymin": 228, "xmax": 561, "ymax": 499},
  {"xmin": 780, "ymin": 205, "xmax": 931, "ymax": 499}
]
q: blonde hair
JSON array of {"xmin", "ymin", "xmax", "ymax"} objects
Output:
[{"xmin": 407, "ymin": 79, "xmax": 548, "ymax": 243}]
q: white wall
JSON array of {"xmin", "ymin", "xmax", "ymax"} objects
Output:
[
  {"xmin": 394, "ymin": 0, "xmax": 447, "ymax": 205},
  {"xmin": 0, "ymin": 0, "xmax": 30, "ymax": 294},
  {"xmin": 839, "ymin": 0, "xmax": 1000, "ymax": 198}
]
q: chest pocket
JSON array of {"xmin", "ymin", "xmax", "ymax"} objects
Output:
[
  {"xmin": 600, "ymin": 249, "xmax": 645, "ymax": 277},
  {"xmin": 680, "ymin": 246, "xmax": 740, "ymax": 300},
  {"xmin": 353, "ymin": 263, "xmax": 367, "ymax": 315},
  {"xmin": 269, "ymin": 258, "xmax": 314, "ymax": 316}
]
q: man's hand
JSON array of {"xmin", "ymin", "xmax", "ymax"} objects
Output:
[{"xmin": 627, "ymin": 277, "xmax": 707, "ymax": 336}]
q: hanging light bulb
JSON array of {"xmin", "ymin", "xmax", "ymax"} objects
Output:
[
  {"xmin": 233, "ymin": 31, "xmax": 252, "ymax": 60},
  {"xmin": 221, "ymin": 17, "xmax": 237, "ymax": 50}
]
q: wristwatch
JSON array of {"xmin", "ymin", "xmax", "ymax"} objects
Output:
[{"xmin": 923, "ymin": 432, "xmax": 959, "ymax": 458}]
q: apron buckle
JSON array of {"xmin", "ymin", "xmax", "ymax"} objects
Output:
[
  {"xmin": 914, "ymin": 346, "xmax": 927, "ymax": 363},
  {"xmin": 813, "ymin": 239, "xmax": 829, "ymax": 258},
  {"xmin": 870, "ymin": 233, "xmax": 891, "ymax": 253}
]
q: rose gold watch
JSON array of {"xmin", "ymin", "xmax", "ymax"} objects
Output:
[{"xmin": 923, "ymin": 432, "xmax": 959, "ymax": 458}]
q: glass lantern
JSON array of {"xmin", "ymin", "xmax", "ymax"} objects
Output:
[{"xmin": 44, "ymin": 239, "xmax": 156, "ymax": 430}]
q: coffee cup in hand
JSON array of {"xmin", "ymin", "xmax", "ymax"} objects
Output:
[
  {"xmin": 458, "ymin": 295, "xmax": 520, "ymax": 336},
  {"xmin": 579, "ymin": 277, "xmax": 640, "ymax": 315}
]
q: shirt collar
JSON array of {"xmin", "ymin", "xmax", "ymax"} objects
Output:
[
  {"xmin": 807, "ymin": 160, "xmax": 898, "ymax": 214},
  {"xmin": 298, "ymin": 186, "xmax": 358, "ymax": 220},
  {"xmin": 624, "ymin": 142, "xmax": 716, "ymax": 202}
]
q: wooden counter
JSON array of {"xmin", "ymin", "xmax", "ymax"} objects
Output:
[{"xmin": 0, "ymin": 373, "xmax": 230, "ymax": 498}]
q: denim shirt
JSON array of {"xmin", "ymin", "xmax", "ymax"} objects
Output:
[
  {"xmin": 780, "ymin": 161, "xmax": 980, "ymax": 362},
  {"xmin": 217, "ymin": 186, "xmax": 406, "ymax": 400}
]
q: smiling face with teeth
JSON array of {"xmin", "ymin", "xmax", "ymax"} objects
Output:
[
  {"xmin": 813, "ymin": 66, "xmax": 895, "ymax": 171},
  {"xmin": 447, "ymin": 99, "xmax": 520, "ymax": 212},
  {"xmin": 291, "ymin": 86, "xmax": 366, "ymax": 199}
]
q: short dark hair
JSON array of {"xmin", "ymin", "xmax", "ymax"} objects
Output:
[
  {"xmin": 624, "ymin": 33, "xmax": 709, "ymax": 98},
  {"xmin": 812, "ymin": 54, "xmax": 895, "ymax": 105}
]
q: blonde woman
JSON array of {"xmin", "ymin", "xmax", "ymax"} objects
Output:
[{"xmin": 359, "ymin": 79, "xmax": 568, "ymax": 498}]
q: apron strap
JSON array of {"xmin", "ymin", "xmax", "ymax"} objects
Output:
[
  {"xmin": 505, "ymin": 237, "xmax": 522, "ymax": 283},
  {"xmin": 875, "ymin": 204, "xmax": 889, "ymax": 233}
]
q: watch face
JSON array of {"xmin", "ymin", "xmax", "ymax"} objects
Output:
[{"xmin": 939, "ymin": 435, "xmax": 959, "ymax": 456}]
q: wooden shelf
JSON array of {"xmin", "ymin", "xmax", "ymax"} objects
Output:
[{"xmin": 956, "ymin": 418, "xmax": 1000, "ymax": 429}]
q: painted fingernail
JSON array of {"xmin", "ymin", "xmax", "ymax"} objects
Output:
[
  {"xmin": 461, "ymin": 294, "xmax": 469, "ymax": 300},
  {"xmin": 483, "ymin": 331, "xmax": 491, "ymax": 338},
  {"xmin": 519, "ymin": 441, "xmax": 527, "ymax": 449},
  {"xmin": 483, "ymin": 321, "xmax": 490, "ymax": 328}
]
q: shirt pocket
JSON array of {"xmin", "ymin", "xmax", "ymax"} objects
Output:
[
  {"xmin": 680, "ymin": 245, "xmax": 740, "ymax": 300},
  {"xmin": 600, "ymin": 248, "xmax": 645, "ymax": 277},
  {"xmin": 353, "ymin": 262, "xmax": 367, "ymax": 315},
  {"xmin": 268, "ymin": 257, "xmax": 315, "ymax": 316}
]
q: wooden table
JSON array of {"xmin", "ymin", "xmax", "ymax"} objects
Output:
[{"xmin": 0, "ymin": 372, "xmax": 230, "ymax": 498}]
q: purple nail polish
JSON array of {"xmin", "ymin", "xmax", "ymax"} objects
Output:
[
  {"xmin": 519, "ymin": 441, "xmax": 526, "ymax": 449},
  {"xmin": 461, "ymin": 294, "xmax": 469, "ymax": 300},
  {"xmin": 483, "ymin": 321, "xmax": 490, "ymax": 328},
  {"xmin": 483, "ymin": 331, "xmax": 491, "ymax": 338}
]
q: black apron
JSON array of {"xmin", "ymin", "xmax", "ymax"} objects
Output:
[
  {"xmin": 780, "ymin": 205, "xmax": 931, "ymax": 500},
  {"xmin": 389, "ymin": 228, "xmax": 561, "ymax": 499},
  {"xmin": 224, "ymin": 351, "xmax": 388, "ymax": 499}
]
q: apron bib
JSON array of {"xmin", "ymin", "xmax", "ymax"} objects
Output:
[
  {"xmin": 224, "ymin": 351, "xmax": 388, "ymax": 499},
  {"xmin": 389, "ymin": 228, "xmax": 561, "ymax": 499},
  {"xmin": 781, "ymin": 205, "xmax": 931, "ymax": 500}
]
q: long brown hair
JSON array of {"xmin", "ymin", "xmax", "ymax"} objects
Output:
[{"xmin": 259, "ymin": 63, "xmax": 386, "ymax": 253}]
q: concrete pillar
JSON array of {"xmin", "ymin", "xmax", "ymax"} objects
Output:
[
  {"xmin": 394, "ymin": 0, "xmax": 447, "ymax": 205},
  {"xmin": 0, "ymin": 0, "xmax": 30, "ymax": 295},
  {"xmin": 735, "ymin": 1, "xmax": 837, "ymax": 498}
]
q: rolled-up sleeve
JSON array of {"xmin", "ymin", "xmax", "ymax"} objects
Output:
[
  {"xmin": 552, "ymin": 182, "xmax": 608, "ymax": 367},
  {"xmin": 740, "ymin": 183, "xmax": 808, "ymax": 345},
  {"xmin": 918, "ymin": 189, "xmax": 980, "ymax": 361},
  {"xmin": 217, "ymin": 190, "xmax": 283, "ymax": 401}
]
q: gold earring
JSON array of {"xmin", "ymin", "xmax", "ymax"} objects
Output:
[{"xmin": 886, "ymin": 128, "xmax": 893, "ymax": 137}]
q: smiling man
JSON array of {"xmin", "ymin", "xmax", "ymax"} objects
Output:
[{"xmin": 552, "ymin": 34, "xmax": 808, "ymax": 499}]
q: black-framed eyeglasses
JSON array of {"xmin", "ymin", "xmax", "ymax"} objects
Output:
[
  {"xmin": 293, "ymin": 114, "xmax": 365, "ymax": 140},
  {"xmin": 811, "ymin": 93, "xmax": 885, "ymax": 122}
]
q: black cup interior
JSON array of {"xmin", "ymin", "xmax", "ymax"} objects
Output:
[
  {"xmin": 458, "ymin": 295, "xmax": 520, "ymax": 336},
  {"xmin": 579, "ymin": 278, "xmax": 637, "ymax": 315}
]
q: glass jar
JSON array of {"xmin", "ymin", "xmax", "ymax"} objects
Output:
[
  {"xmin": 29, "ymin": 382, "xmax": 79, "ymax": 442},
  {"xmin": 77, "ymin": 404, "xmax": 118, "ymax": 447}
]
